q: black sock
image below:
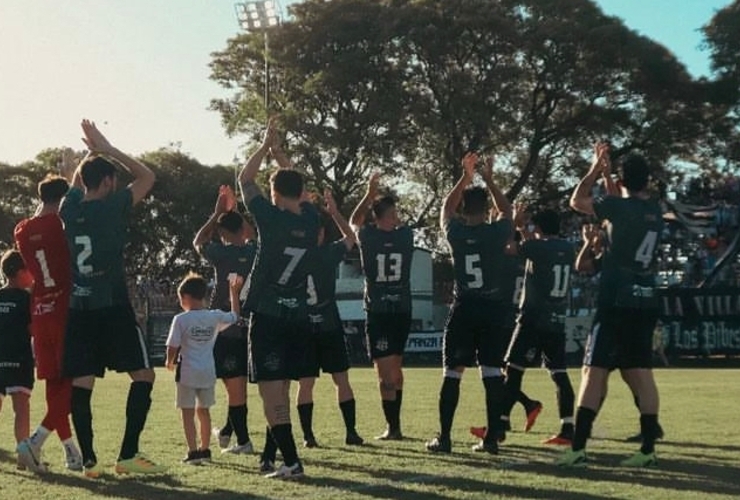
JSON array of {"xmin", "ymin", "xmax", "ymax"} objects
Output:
[
  {"xmin": 229, "ymin": 404, "xmax": 250, "ymax": 445},
  {"xmin": 382, "ymin": 399, "xmax": 396, "ymax": 430},
  {"xmin": 261, "ymin": 425, "xmax": 277, "ymax": 462},
  {"xmin": 439, "ymin": 377, "xmax": 461, "ymax": 439},
  {"xmin": 270, "ymin": 423, "xmax": 299, "ymax": 467},
  {"xmin": 552, "ymin": 372, "xmax": 575, "ymax": 422},
  {"xmin": 339, "ymin": 399, "xmax": 357, "ymax": 434},
  {"xmin": 395, "ymin": 389, "xmax": 403, "ymax": 430},
  {"xmin": 503, "ymin": 369, "xmax": 524, "ymax": 417},
  {"xmin": 221, "ymin": 413, "xmax": 233, "ymax": 438},
  {"xmin": 297, "ymin": 402, "xmax": 314, "ymax": 440},
  {"xmin": 640, "ymin": 414, "xmax": 659, "ymax": 454},
  {"xmin": 482, "ymin": 376, "xmax": 504, "ymax": 443},
  {"xmin": 518, "ymin": 390, "xmax": 534, "ymax": 409},
  {"xmin": 119, "ymin": 381, "xmax": 153, "ymax": 461},
  {"xmin": 572, "ymin": 406, "xmax": 597, "ymax": 452},
  {"xmin": 71, "ymin": 386, "xmax": 95, "ymax": 464}
]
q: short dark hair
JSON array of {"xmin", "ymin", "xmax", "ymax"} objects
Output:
[
  {"xmin": 38, "ymin": 175, "xmax": 69, "ymax": 203},
  {"xmin": 217, "ymin": 211, "xmax": 244, "ymax": 234},
  {"xmin": 372, "ymin": 195, "xmax": 397, "ymax": 219},
  {"xmin": 80, "ymin": 156, "xmax": 117, "ymax": 190},
  {"xmin": 533, "ymin": 209, "xmax": 561, "ymax": 236},
  {"xmin": 620, "ymin": 154, "xmax": 650, "ymax": 192},
  {"xmin": 1, "ymin": 250, "xmax": 25, "ymax": 280},
  {"xmin": 177, "ymin": 273, "xmax": 208, "ymax": 301},
  {"xmin": 270, "ymin": 169, "xmax": 303, "ymax": 199},
  {"xmin": 461, "ymin": 187, "xmax": 488, "ymax": 216}
]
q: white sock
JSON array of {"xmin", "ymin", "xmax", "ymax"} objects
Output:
[
  {"xmin": 62, "ymin": 438, "xmax": 80, "ymax": 456},
  {"xmin": 29, "ymin": 425, "xmax": 51, "ymax": 448}
]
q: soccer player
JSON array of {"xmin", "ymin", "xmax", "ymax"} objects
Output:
[
  {"xmin": 350, "ymin": 173, "xmax": 414, "ymax": 441},
  {"xmin": 193, "ymin": 185, "xmax": 257, "ymax": 455},
  {"xmin": 59, "ymin": 119, "xmax": 164, "ymax": 477},
  {"xmin": 15, "ymin": 155, "xmax": 83, "ymax": 473},
  {"xmin": 558, "ymin": 143, "xmax": 663, "ymax": 467},
  {"xmin": 240, "ymin": 119, "xmax": 318, "ymax": 479},
  {"xmin": 425, "ymin": 152, "xmax": 512, "ymax": 454},
  {"xmin": 165, "ymin": 273, "xmax": 242, "ymax": 465},
  {"xmin": 469, "ymin": 233, "xmax": 543, "ymax": 441},
  {"xmin": 495, "ymin": 207, "xmax": 576, "ymax": 446},
  {"xmin": 0, "ymin": 250, "xmax": 34, "ymax": 469},
  {"xmin": 576, "ymin": 222, "xmax": 665, "ymax": 444},
  {"xmin": 294, "ymin": 189, "xmax": 364, "ymax": 448}
]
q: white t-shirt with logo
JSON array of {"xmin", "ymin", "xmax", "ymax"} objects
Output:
[{"xmin": 166, "ymin": 309, "xmax": 238, "ymax": 388}]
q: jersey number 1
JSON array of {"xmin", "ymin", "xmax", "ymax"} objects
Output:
[{"xmin": 34, "ymin": 249, "xmax": 56, "ymax": 287}]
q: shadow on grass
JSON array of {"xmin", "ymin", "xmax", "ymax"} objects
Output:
[{"xmin": 302, "ymin": 460, "xmax": 618, "ymax": 500}]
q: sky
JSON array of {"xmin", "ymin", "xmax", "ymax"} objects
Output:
[{"xmin": 0, "ymin": 0, "xmax": 732, "ymax": 167}]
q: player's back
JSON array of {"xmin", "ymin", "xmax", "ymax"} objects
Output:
[
  {"xmin": 358, "ymin": 224, "xmax": 414, "ymax": 312},
  {"xmin": 60, "ymin": 187, "xmax": 132, "ymax": 309},
  {"xmin": 0, "ymin": 288, "xmax": 32, "ymax": 360},
  {"xmin": 245, "ymin": 197, "xmax": 319, "ymax": 319},
  {"xmin": 14, "ymin": 214, "xmax": 72, "ymax": 310},
  {"xmin": 204, "ymin": 240, "xmax": 257, "ymax": 311},
  {"xmin": 519, "ymin": 238, "xmax": 574, "ymax": 318},
  {"xmin": 445, "ymin": 218, "xmax": 511, "ymax": 301},
  {"xmin": 595, "ymin": 196, "xmax": 663, "ymax": 306}
]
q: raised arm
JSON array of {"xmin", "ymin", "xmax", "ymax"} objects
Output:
[
  {"xmin": 228, "ymin": 275, "xmax": 244, "ymax": 317},
  {"xmin": 59, "ymin": 147, "xmax": 84, "ymax": 190},
  {"xmin": 512, "ymin": 203, "xmax": 535, "ymax": 242},
  {"xmin": 325, "ymin": 189, "xmax": 356, "ymax": 250},
  {"xmin": 81, "ymin": 119, "xmax": 155, "ymax": 205},
  {"xmin": 481, "ymin": 155, "xmax": 511, "ymax": 220},
  {"xmin": 349, "ymin": 172, "xmax": 380, "ymax": 230},
  {"xmin": 193, "ymin": 186, "xmax": 235, "ymax": 253},
  {"xmin": 600, "ymin": 145, "xmax": 620, "ymax": 196},
  {"xmin": 270, "ymin": 133, "xmax": 293, "ymax": 170},
  {"xmin": 570, "ymin": 142, "xmax": 608, "ymax": 215},
  {"xmin": 239, "ymin": 118, "xmax": 276, "ymax": 203},
  {"xmin": 441, "ymin": 152, "xmax": 476, "ymax": 228},
  {"xmin": 575, "ymin": 223, "xmax": 597, "ymax": 274}
]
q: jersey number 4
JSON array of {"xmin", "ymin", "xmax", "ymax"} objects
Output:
[{"xmin": 635, "ymin": 231, "xmax": 658, "ymax": 269}]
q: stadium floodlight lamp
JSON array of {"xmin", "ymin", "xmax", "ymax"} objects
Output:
[{"xmin": 235, "ymin": 0, "xmax": 280, "ymax": 31}]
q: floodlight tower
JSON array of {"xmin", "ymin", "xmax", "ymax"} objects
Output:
[{"xmin": 234, "ymin": 1, "xmax": 281, "ymax": 112}]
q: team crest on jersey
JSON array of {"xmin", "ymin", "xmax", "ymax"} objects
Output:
[
  {"xmin": 375, "ymin": 337, "xmax": 389, "ymax": 352},
  {"xmin": 466, "ymin": 239, "xmax": 476, "ymax": 244},
  {"xmin": 30, "ymin": 234, "xmax": 42, "ymax": 241},
  {"xmin": 383, "ymin": 243, "xmax": 393, "ymax": 248},
  {"xmin": 291, "ymin": 230, "xmax": 305, "ymax": 238}
]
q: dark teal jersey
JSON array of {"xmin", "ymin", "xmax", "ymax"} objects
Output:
[
  {"xmin": 0, "ymin": 288, "xmax": 32, "ymax": 364},
  {"xmin": 244, "ymin": 194, "xmax": 319, "ymax": 320},
  {"xmin": 357, "ymin": 224, "xmax": 413, "ymax": 313},
  {"xmin": 519, "ymin": 238, "xmax": 575, "ymax": 321},
  {"xmin": 60, "ymin": 187, "xmax": 132, "ymax": 310},
  {"xmin": 444, "ymin": 217, "xmax": 512, "ymax": 301},
  {"xmin": 501, "ymin": 252, "xmax": 526, "ymax": 309},
  {"xmin": 593, "ymin": 196, "xmax": 664, "ymax": 308},
  {"xmin": 307, "ymin": 240, "xmax": 348, "ymax": 331},
  {"xmin": 202, "ymin": 240, "xmax": 257, "ymax": 311}
]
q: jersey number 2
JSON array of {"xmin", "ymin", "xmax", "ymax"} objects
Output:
[{"xmin": 75, "ymin": 236, "xmax": 93, "ymax": 274}]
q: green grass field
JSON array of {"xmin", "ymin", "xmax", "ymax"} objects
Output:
[{"xmin": 1, "ymin": 367, "xmax": 738, "ymax": 500}]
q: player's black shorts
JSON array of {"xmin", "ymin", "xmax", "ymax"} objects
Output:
[
  {"xmin": 214, "ymin": 324, "xmax": 249, "ymax": 379},
  {"xmin": 583, "ymin": 307, "xmax": 658, "ymax": 370},
  {"xmin": 63, "ymin": 304, "xmax": 151, "ymax": 378},
  {"xmin": 0, "ymin": 362, "xmax": 34, "ymax": 395},
  {"xmin": 248, "ymin": 312, "xmax": 312, "ymax": 382},
  {"xmin": 297, "ymin": 322, "xmax": 351, "ymax": 378},
  {"xmin": 443, "ymin": 297, "xmax": 510, "ymax": 368},
  {"xmin": 505, "ymin": 316, "xmax": 567, "ymax": 371},
  {"xmin": 365, "ymin": 312, "xmax": 411, "ymax": 360}
]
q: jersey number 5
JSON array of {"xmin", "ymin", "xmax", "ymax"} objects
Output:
[{"xmin": 465, "ymin": 254, "xmax": 483, "ymax": 289}]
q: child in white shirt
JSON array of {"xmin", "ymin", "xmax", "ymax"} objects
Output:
[{"xmin": 166, "ymin": 272, "xmax": 242, "ymax": 464}]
